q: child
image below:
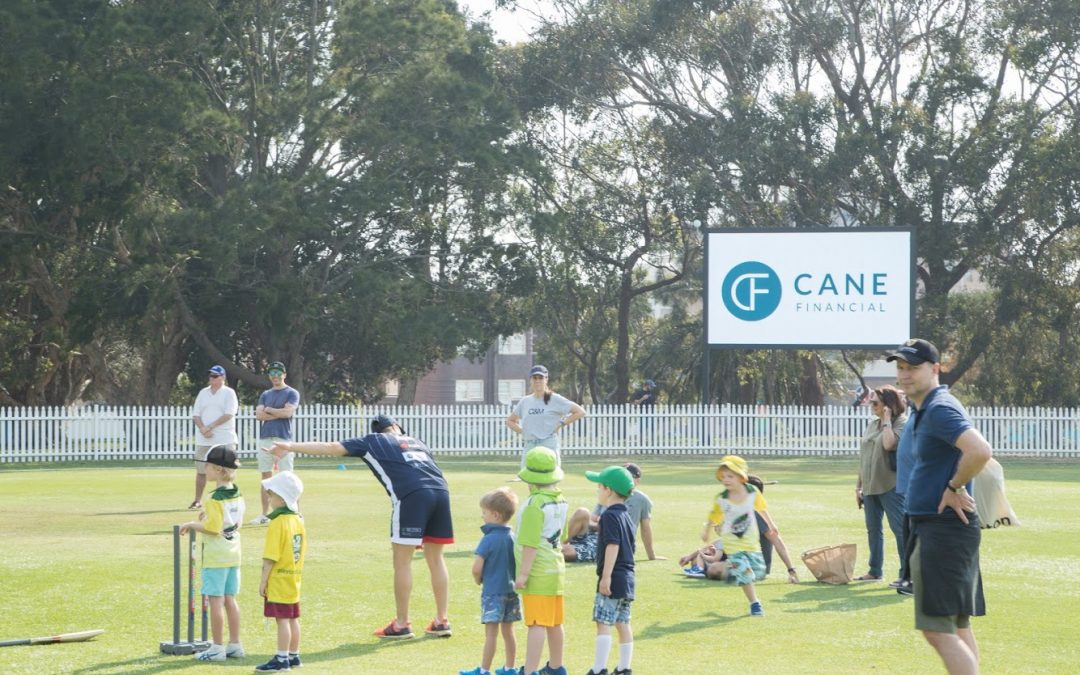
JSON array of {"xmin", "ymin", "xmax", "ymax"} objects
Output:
[
  {"xmin": 514, "ymin": 447, "xmax": 569, "ymax": 675},
  {"xmin": 679, "ymin": 541, "xmax": 728, "ymax": 580},
  {"xmin": 585, "ymin": 466, "xmax": 637, "ymax": 675},
  {"xmin": 178, "ymin": 444, "xmax": 246, "ymax": 662},
  {"xmin": 255, "ymin": 471, "xmax": 306, "ymax": 672},
  {"xmin": 702, "ymin": 455, "xmax": 769, "ymax": 616},
  {"xmin": 460, "ymin": 487, "xmax": 521, "ymax": 675}
]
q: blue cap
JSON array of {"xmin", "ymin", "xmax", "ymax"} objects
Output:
[
  {"xmin": 645, "ymin": 379, "xmax": 656, "ymax": 387},
  {"xmin": 529, "ymin": 364, "xmax": 549, "ymax": 377},
  {"xmin": 208, "ymin": 365, "xmax": 226, "ymax": 377},
  {"xmin": 371, "ymin": 414, "xmax": 406, "ymax": 435}
]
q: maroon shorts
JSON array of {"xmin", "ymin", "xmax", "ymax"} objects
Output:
[{"xmin": 264, "ymin": 600, "xmax": 300, "ymax": 619}]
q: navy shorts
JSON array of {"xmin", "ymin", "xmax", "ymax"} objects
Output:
[{"xmin": 391, "ymin": 489, "xmax": 454, "ymax": 545}]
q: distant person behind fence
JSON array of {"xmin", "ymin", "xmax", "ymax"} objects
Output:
[{"xmin": 505, "ymin": 365, "xmax": 586, "ymax": 467}]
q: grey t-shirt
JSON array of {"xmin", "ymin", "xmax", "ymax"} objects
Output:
[
  {"xmin": 513, "ymin": 393, "xmax": 574, "ymax": 444},
  {"xmin": 593, "ymin": 488, "xmax": 653, "ymax": 531}
]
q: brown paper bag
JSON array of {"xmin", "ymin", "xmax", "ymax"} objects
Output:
[{"xmin": 801, "ymin": 544, "xmax": 856, "ymax": 584}]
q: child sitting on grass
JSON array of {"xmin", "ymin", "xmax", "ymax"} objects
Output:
[{"xmin": 178, "ymin": 445, "xmax": 246, "ymax": 662}]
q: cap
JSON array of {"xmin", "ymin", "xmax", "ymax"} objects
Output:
[
  {"xmin": 644, "ymin": 379, "xmax": 656, "ymax": 388},
  {"xmin": 529, "ymin": 364, "xmax": 549, "ymax": 377},
  {"xmin": 267, "ymin": 361, "xmax": 286, "ymax": 374},
  {"xmin": 885, "ymin": 338, "xmax": 940, "ymax": 365},
  {"xmin": 623, "ymin": 462, "xmax": 642, "ymax": 479},
  {"xmin": 208, "ymin": 365, "xmax": 226, "ymax": 377},
  {"xmin": 716, "ymin": 454, "xmax": 749, "ymax": 482},
  {"xmin": 517, "ymin": 446, "xmax": 564, "ymax": 484},
  {"xmin": 262, "ymin": 470, "xmax": 303, "ymax": 512},
  {"xmin": 586, "ymin": 466, "xmax": 635, "ymax": 498},
  {"xmin": 201, "ymin": 444, "xmax": 238, "ymax": 469},
  {"xmin": 371, "ymin": 414, "xmax": 406, "ymax": 435}
]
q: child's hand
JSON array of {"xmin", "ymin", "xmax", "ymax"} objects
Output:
[
  {"xmin": 599, "ymin": 576, "xmax": 612, "ymax": 596},
  {"xmin": 178, "ymin": 523, "xmax": 191, "ymax": 535},
  {"xmin": 259, "ymin": 580, "xmax": 268, "ymax": 598},
  {"xmin": 514, "ymin": 574, "xmax": 527, "ymax": 590},
  {"xmin": 198, "ymin": 510, "xmax": 207, "ymax": 521}
]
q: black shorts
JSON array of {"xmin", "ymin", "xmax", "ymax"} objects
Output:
[{"xmin": 391, "ymin": 489, "xmax": 454, "ymax": 545}]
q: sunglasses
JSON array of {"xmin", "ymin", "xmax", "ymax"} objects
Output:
[{"xmin": 209, "ymin": 374, "xmax": 223, "ymax": 379}]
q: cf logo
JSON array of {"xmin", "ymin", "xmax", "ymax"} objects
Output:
[{"xmin": 721, "ymin": 261, "xmax": 781, "ymax": 321}]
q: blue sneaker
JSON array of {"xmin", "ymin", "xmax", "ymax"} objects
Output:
[
  {"xmin": 254, "ymin": 655, "xmax": 291, "ymax": 671},
  {"xmin": 683, "ymin": 565, "xmax": 706, "ymax": 578},
  {"xmin": 460, "ymin": 669, "xmax": 490, "ymax": 675},
  {"xmin": 288, "ymin": 654, "xmax": 301, "ymax": 668},
  {"xmin": 539, "ymin": 664, "xmax": 567, "ymax": 675},
  {"xmin": 494, "ymin": 668, "xmax": 518, "ymax": 675},
  {"xmin": 749, "ymin": 601, "xmax": 764, "ymax": 616}
]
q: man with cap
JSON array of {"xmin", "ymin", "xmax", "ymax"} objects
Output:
[
  {"xmin": 250, "ymin": 361, "xmax": 301, "ymax": 526},
  {"xmin": 269, "ymin": 414, "xmax": 454, "ymax": 640},
  {"xmin": 190, "ymin": 365, "xmax": 239, "ymax": 510},
  {"xmin": 886, "ymin": 338, "xmax": 992, "ymax": 674}
]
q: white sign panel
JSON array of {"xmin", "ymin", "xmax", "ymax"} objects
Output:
[{"xmin": 705, "ymin": 229, "xmax": 913, "ymax": 347}]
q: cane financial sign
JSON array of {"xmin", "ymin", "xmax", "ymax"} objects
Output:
[{"xmin": 706, "ymin": 229, "xmax": 913, "ymax": 347}]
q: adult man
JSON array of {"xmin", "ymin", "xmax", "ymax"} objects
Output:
[
  {"xmin": 190, "ymin": 365, "xmax": 239, "ymax": 510},
  {"xmin": 250, "ymin": 361, "xmax": 300, "ymax": 526},
  {"xmin": 887, "ymin": 338, "xmax": 991, "ymax": 675},
  {"xmin": 270, "ymin": 414, "xmax": 453, "ymax": 640}
]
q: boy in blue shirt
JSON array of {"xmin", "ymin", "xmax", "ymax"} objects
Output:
[
  {"xmin": 585, "ymin": 466, "xmax": 637, "ymax": 675},
  {"xmin": 461, "ymin": 487, "xmax": 521, "ymax": 675}
]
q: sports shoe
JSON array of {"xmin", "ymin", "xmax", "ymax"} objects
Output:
[
  {"xmin": 749, "ymin": 601, "xmax": 764, "ymax": 616},
  {"xmin": 188, "ymin": 501, "xmax": 202, "ymax": 510},
  {"xmin": 613, "ymin": 669, "xmax": 633, "ymax": 675},
  {"xmin": 194, "ymin": 648, "xmax": 225, "ymax": 662},
  {"xmin": 888, "ymin": 579, "xmax": 905, "ymax": 589},
  {"xmin": 226, "ymin": 644, "xmax": 246, "ymax": 658},
  {"xmin": 254, "ymin": 655, "xmax": 291, "ymax": 671},
  {"xmin": 585, "ymin": 669, "xmax": 608, "ymax": 675},
  {"xmin": 896, "ymin": 580, "xmax": 913, "ymax": 596},
  {"xmin": 248, "ymin": 514, "xmax": 270, "ymax": 526},
  {"xmin": 539, "ymin": 664, "xmax": 567, "ymax": 675},
  {"xmin": 494, "ymin": 668, "xmax": 518, "ymax": 675},
  {"xmin": 459, "ymin": 668, "xmax": 491, "ymax": 675},
  {"xmin": 425, "ymin": 619, "xmax": 452, "ymax": 637},
  {"xmin": 374, "ymin": 619, "xmax": 414, "ymax": 639},
  {"xmin": 288, "ymin": 654, "xmax": 301, "ymax": 668},
  {"xmin": 683, "ymin": 565, "xmax": 706, "ymax": 578}
]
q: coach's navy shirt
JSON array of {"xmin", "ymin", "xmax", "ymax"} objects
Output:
[
  {"xmin": 595, "ymin": 502, "xmax": 636, "ymax": 600},
  {"xmin": 341, "ymin": 433, "xmax": 448, "ymax": 499},
  {"xmin": 905, "ymin": 386, "xmax": 973, "ymax": 516}
]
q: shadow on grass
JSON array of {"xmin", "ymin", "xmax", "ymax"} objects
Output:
[
  {"xmin": 773, "ymin": 582, "xmax": 909, "ymax": 612},
  {"xmin": 635, "ymin": 611, "xmax": 740, "ymax": 640},
  {"xmin": 93, "ymin": 510, "xmax": 184, "ymax": 516}
]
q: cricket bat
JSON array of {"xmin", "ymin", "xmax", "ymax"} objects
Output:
[{"xmin": 0, "ymin": 629, "xmax": 104, "ymax": 647}]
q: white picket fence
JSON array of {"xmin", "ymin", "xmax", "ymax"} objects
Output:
[{"xmin": 2, "ymin": 403, "xmax": 1079, "ymax": 463}]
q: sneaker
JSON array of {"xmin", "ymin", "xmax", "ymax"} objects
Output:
[
  {"xmin": 248, "ymin": 514, "xmax": 270, "ymax": 526},
  {"xmin": 586, "ymin": 670, "xmax": 608, "ymax": 675},
  {"xmin": 254, "ymin": 656, "xmax": 291, "ymax": 672},
  {"xmin": 288, "ymin": 654, "xmax": 301, "ymax": 668},
  {"xmin": 194, "ymin": 648, "xmax": 225, "ymax": 662},
  {"xmin": 749, "ymin": 601, "xmax": 764, "ymax": 616},
  {"xmin": 683, "ymin": 565, "xmax": 706, "ymax": 578},
  {"xmin": 188, "ymin": 501, "xmax": 202, "ymax": 510},
  {"xmin": 896, "ymin": 580, "xmax": 913, "ymax": 596},
  {"xmin": 425, "ymin": 619, "xmax": 452, "ymax": 637},
  {"xmin": 460, "ymin": 669, "xmax": 491, "ymax": 675},
  {"xmin": 494, "ymin": 668, "xmax": 518, "ymax": 675},
  {"xmin": 226, "ymin": 644, "xmax": 246, "ymax": 658},
  {"xmin": 613, "ymin": 670, "xmax": 633, "ymax": 675},
  {"xmin": 374, "ymin": 619, "xmax": 414, "ymax": 639},
  {"xmin": 539, "ymin": 664, "xmax": 567, "ymax": 675}
]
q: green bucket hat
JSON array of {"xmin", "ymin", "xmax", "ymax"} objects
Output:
[
  {"xmin": 585, "ymin": 465, "xmax": 635, "ymax": 498},
  {"xmin": 517, "ymin": 447, "xmax": 564, "ymax": 484}
]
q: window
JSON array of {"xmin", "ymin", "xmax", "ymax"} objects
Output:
[
  {"xmin": 383, "ymin": 379, "xmax": 400, "ymax": 397},
  {"xmin": 498, "ymin": 333, "xmax": 527, "ymax": 355},
  {"xmin": 455, "ymin": 379, "xmax": 485, "ymax": 402},
  {"xmin": 498, "ymin": 379, "xmax": 526, "ymax": 405}
]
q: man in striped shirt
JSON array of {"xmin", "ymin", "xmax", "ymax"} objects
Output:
[{"xmin": 270, "ymin": 414, "xmax": 454, "ymax": 640}]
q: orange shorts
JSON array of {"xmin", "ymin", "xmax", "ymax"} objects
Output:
[{"xmin": 522, "ymin": 594, "xmax": 564, "ymax": 627}]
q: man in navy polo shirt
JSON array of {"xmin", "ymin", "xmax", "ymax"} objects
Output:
[
  {"xmin": 270, "ymin": 415, "xmax": 454, "ymax": 641},
  {"xmin": 886, "ymin": 338, "xmax": 992, "ymax": 675}
]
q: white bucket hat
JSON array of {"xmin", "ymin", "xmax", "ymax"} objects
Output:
[{"xmin": 262, "ymin": 470, "xmax": 303, "ymax": 512}]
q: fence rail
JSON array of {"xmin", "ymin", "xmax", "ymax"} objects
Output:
[{"xmin": 2, "ymin": 404, "xmax": 1079, "ymax": 463}]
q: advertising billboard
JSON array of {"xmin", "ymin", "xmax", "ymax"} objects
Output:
[{"xmin": 705, "ymin": 228, "xmax": 914, "ymax": 348}]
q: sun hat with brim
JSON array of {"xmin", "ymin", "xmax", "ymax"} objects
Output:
[
  {"xmin": 586, "ymin": 466, "xmax": 635, "ymax": 498},
  {"xmin": 715, "ymin": 454, "xmax": 749, "ymax": 482},
  {"xmin": 262, "ymin": 470, "xmax": 304, "ymax": 512},
  {"xmin": 518, "ymin": 446, "xmax": 564, "ymax": 484}
]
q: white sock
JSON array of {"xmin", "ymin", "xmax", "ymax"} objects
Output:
[
  {"xmin": 618, "ymin": 641, "xmax": 634, "ymax": 670},
  {"xmin": 227, "ymin": 642, "xmax": 241, "ymax": 650},
  {"xmin": 276, "ymin": 650, "xmax": 289, "ymax": 658},
  {"xmin": 208, "ymin": 643, "xmax": 224, "ymax": 653},
  {"xmin": 593, "ymin": 634, "xmax": 612, "ymax": 672}
]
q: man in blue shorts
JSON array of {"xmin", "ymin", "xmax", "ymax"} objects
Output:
[
  {"xmin": 270, "ymin": 414, "xmax": 454, "ymax": 640},
  {"xmin": 887, "ymin": 339, "xmax": 992, "ymax": 674}
]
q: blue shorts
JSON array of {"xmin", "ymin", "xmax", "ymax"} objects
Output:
[
  {"xmin": 202, "ymin": 566, "xmax": 240, "ymax": 597},
  {"xmin": 592, "ymin": 593, "xmax": 632, "ymax": 625},
  {"xmin": 480, "ymin": 593, "xmax": 522, "ymax": 624},
  {"xmin": 391, "ymin": 489, "xmax": 454, "ymax": 545},
  {"xmin": 726, "ymin": 551, "xmax": 766, "ymax": 586}
]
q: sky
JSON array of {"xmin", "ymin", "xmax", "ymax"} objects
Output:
[{"xmin": 457, "ymin": 0, "xmax": 540, "ymax": 44}]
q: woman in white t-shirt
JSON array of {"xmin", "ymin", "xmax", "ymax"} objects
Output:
[{"xmin": 505, "ymin": 364, "xmax": 586, "ymax": 466}]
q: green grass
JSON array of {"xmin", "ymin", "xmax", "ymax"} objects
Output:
[{"xmin": 1, "ymin": 457, "xmax": 1077, "ymax": 674}]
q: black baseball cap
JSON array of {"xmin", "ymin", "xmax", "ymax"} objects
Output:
[
  {"xmin": 201, "ymin": 445, "xmax": 239, "ymax": 469},
  {"xmin": 371, "ymin": 414, "xmax": 406, "ymax": 435},
  {"xmin": 885, "ymin": 339, "xmax": 940, "ymax": 365},
  {"xmin": 623, "ymin": 462, "xmax": 642, "ymax": 479},
  {"xmin": 267, "ymin": 361, "xmax": 286, "ymax": 374}
]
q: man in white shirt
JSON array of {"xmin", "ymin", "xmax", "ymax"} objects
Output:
[{"xmin": 190, "ymin": 365, "xmax": 239, "ymax": 509}]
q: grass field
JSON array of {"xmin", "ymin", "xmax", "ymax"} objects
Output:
[{"xmin": 1, "ymin": 457, "xmax": 1077, "ymax": 674}]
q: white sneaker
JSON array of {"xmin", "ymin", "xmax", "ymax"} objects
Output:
[
  {"xmin": 226, "ymin": 644, "xmax": 246, "ymax": 658},
  {"xmin": 248, "ymin": 514, "xmax": 270, "ymax": 526},
  {"xmin": 194, "ymin": 648, "xmax": 225, "ymax": 662}
]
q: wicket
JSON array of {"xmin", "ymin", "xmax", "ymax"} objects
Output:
[{"xmin": 159, "ymin": 525, "xmax": 210, "ymax": 655}]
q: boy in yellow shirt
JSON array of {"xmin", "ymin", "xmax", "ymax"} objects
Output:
[{"xmin": 256, "ymin": 471, "xmax": 306, "ymax": 672}]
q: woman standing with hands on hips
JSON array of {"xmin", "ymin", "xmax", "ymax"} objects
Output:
[
  {"xmin": 855, "ymin": 385, "xmax": 908, "ymax": 583},
  {"xmin": 505, "ymin": 365, "xmax": 586, "ymax": 467}
]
